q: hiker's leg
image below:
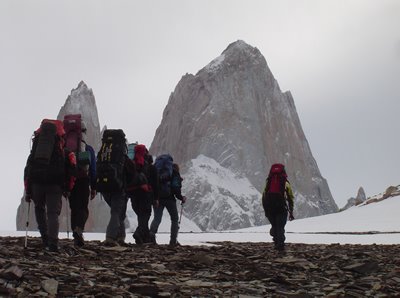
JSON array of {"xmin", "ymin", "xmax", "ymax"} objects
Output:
[
  {"xmin": 45, "ymin": 184, "xmax": 62, "ymax": 247},
  {"xmin": 150, "ymin": 201, "xmax": 165, "ymax": 234},
  {"xmin": 266, "ymin": 212, "xmax": 277, "ymax": 242},
  {"xmin": 165, "ymin": 200, "xmax": 179, "ymax": 244},
  {"xmin": 117, "ymin": 195, "xmax": 128, "ymax": 242},
  {"xmin": 76, "ymin": 178, "xmax": 90, "ymax": 230},
  {"xmin": 275, "ymin": 211, "xmax": 288, "ymax": 250},
  {"xmin": 133, "ymin": 196, "xmax": 147, "ymax": 244},
  {"xmin": 105, "ymin": 192, "xmax": 125, "ymax": 240},
  {"xmin": 138, "ymin": 193, "xmax": 152, "ymax": 242},
  {"xmin": 32, "ymin": 184, "xmax": 48, "ymax": 243}
]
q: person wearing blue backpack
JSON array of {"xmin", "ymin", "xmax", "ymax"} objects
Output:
[{"xmin": 150, "ymin": 156, "xmax": 186, "ymax": 246}]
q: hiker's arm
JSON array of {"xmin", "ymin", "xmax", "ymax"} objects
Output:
[
  {"xmin": 24, "ymin": 155, "xmax": 33, "ymax": 202},
  {"xmin": 285, "ymin": 181, "xmax": 295, "ymax": 220},
  {"xmin": 172, "ymin": 176, "xmax": 185, "ymax": 202},
  {"xmin": 86, "ymin": 144, "xmax": 97, "ymax": 192},
  {"xmin": 150, "ymin": 165, "xmax": 159, "ymax": 200}
]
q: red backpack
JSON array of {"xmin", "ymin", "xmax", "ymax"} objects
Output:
[
  {"xmin": 266, "ymin": 163, "xmax": 287, "ymax": 196},
  {"xmin": 63, "ymin": 114, "xmax": 82, "ymax": 153}
]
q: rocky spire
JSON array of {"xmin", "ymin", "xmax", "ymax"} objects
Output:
[
  {"xmin": 341, "ymin": 186, "xmax": 367, "ymax": 210},
  {"xmin": 16, "ymin": 81, "xmax": 108, "ymax": 232},
  {"xmin": 57, "ymin": 81, "xmax": 101, "ymax": 152},
  {"xmin": 150, "ymin": 40, "xmax": 338, "ymax": 230}
]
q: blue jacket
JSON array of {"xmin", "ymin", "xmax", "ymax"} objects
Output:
[{"xmin": 85, "ymin": 143, "xmax": 97, "ymax": 190}]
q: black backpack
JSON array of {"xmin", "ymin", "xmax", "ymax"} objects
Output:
[
  {"xmin": 29, "ymin": 119, "xmax": 66, "ymax": 184},
  {"xmin": 96, "ymin": 129, "xmax": 127, "ymax": 193}
]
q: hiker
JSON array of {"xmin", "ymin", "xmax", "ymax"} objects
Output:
[
  {"xmin": 96, "ymin": 129, "xmax": 132, "ymax": 246},
  {"xmin": 64, "ymin": 116, "xmax": 97, "ymax": 247},
  {"xmin": 262, "ymin": 163, "xmax": 294, "ymax": 251},
  {"xmin": 127, "ymin": 144, "xmax": 159, "ymax": 245},
  {"xmin": 150, "ymin": 158, "xmax": 186, "ymax": 246},
  {"xmin": 24, "ymin": 119, "xmax": 77, "ymax": 252}
]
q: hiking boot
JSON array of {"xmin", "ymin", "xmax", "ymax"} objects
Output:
[
  {"xmin": 117, "ymin": 236, "xmax": 127, "ymax": 246},
  {"xmin": 41, "ymin": 235, "xmax": 49, "ymax": 248},
  {"xmin": 169, "ymin": 240, "xmax": 180, "ymax": 247},
  {"xmin": 73, "ymin": 227, "xmax": 85, "ymax": 247},
  {"xmin": 46, "ymin": 238, "xmax": 59, "ymax": 252},
  {"xmin": 275, "ymin": 242, "xmax": 285, "ymax": 252},
  {"xmin": 133, "ymin": 232, "xmax": 143, "ymax": 245},
  {"xmin": 48, "ymin": 244, "xmax": 59, "ymax": 253},
  {"xmin": 103, "ymin": 238, "xmax": 119, "ymax": 247},
  {"xmin": 149, "ymin": 232, "xmax": 157, "ymax": 245}
]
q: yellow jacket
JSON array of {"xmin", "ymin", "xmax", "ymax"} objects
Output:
[
  {"xmin": 285, "ymin": 181, "xmax": 294, "ymax": 213},
  {"xmin": 262, "ymin": 180, "xmax": 294, "ymax": 213}
]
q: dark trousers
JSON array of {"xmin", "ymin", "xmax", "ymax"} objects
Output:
[
  {"xmin": 32, "ymin": 183, "xmax": 63, "ymax": 245},
  {"xmin": 103, "ymin": 192, "xmax": 128, "ymax": 241},
  {"xmin": 68, "ymin": 177, "xmax": 90, "ymax": 231},
  {"xmin": 266, "ymin": 210, "xmax": 288, "ymax": 247},
  {"xmin": 130, "ymin": 191, "xmax": 152, "ymax": 243},
  {"xmin": 263, "ymin": 193, "xmax": 288, "ymax": 247},
  {"xmin": 150, "ymin": 199, "xmax": 179, "ymax": 243}
]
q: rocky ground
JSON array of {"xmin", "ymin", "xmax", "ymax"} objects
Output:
[{"xmin": 0, "ymin": 236, "xmax": 399, "ymax": 297}]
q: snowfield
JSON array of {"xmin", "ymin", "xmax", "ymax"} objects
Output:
[{"xmin": 4, "ymin": 196, "xmax": 399, "ymax": 246}]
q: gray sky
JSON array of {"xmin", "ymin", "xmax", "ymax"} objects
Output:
[{"xmin": 1, "ymin": 0, "xmax": 399, "ymax": 230}]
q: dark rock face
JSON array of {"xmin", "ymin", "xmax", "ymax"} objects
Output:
[
  {"xmin": 16, "ymin": 81, "xmax": 109, "ymax": 232},
  {"xmin": 150, "ymin": 40, "xmax": 338, "ymax": 230},
  {"xmin": 1, "ymin": 236, "xmax": 399, "ymax": 296}
]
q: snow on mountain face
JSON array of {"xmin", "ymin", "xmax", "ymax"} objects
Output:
[
  {"xmin": 150, "ymin": 40, "xmax": 338, "ymax": 231},
  {"xmin": 182, "ymin": 155, "xmax": 264, "ymax": 231}
]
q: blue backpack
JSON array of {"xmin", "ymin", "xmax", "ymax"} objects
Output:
[
  {"xmin": 127, "ymin": 143, "xmax": 137, "ymax": 160},
  {"xmin": 154, "ymin": 154, "xmax": 173, "ymax": 198}
]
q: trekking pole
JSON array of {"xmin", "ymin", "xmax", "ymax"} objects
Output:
[
  {"xmin": 178, "ymin": 202, "xmax": 184, "ymax": 226},
  {"xmin": 24, "ymin": 201, "xmax": 31, "ymax": 249},
  {"xmin": 65, "ymin": 196, "xmax": 70, "ymax": 239}
]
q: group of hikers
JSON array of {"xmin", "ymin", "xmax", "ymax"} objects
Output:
[
  {"xmin": 23, "ymin": 115, "xmax": 186, "ymax": 252},
  {"xmin": 23, "ymin": 114, "xmax": 295, "ymax": 253}
]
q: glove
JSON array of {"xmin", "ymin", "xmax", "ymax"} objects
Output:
[
  {"xmin": 181, "ymin": 196, "xmax": 187, "ymax": 204},
  {"xmin": 90, "ymin": 189, "xmax": 97, "ymax": 200},
  {"xmin": 289, "ymin": 212, "xmax": 295, "ymax": 221},
  {"xmin": 25, "ymin": 193, "xmax": 32, "ymax": 203}
]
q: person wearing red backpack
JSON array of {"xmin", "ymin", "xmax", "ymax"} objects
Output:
[
  {"xmin": 24, "ymin": 119, "xmax": 77, "ymax": 252},
  {"xmin": 262, "ymin": 163, "xmax": 294, "ymax": 252},
  {"xmin": 126, "ymin": 144, "xmax": 159, "ymax": 245}
]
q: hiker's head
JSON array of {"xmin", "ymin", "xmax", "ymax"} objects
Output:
[{"xmin": 173, "ymin": 163, "xmax": 180, "ymax": 172}]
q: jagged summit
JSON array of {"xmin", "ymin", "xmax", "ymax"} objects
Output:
[
  {"xmin": 201, "ymin": 40, "xmax": 266, "ymax": 75},
  {"xmin": 77, "ymin": 80, "xmax": 87, "ymax": 88}
]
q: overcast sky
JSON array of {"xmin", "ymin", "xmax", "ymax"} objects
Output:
[{"xmin": 1, "ymin": 1, "xmax": 399, "ymax": 230}]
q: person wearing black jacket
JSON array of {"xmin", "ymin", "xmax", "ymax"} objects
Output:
[
  {"xmin": 150, "ymin": 163, "xmax": 186, "ymax": 246},
  {"xmin": 24, "ymin": 120, "xmax": 77, "ymax": 252},
  {"xmin": 127, "ymin": 145, "xmax": 159, "ymax": 245}
]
